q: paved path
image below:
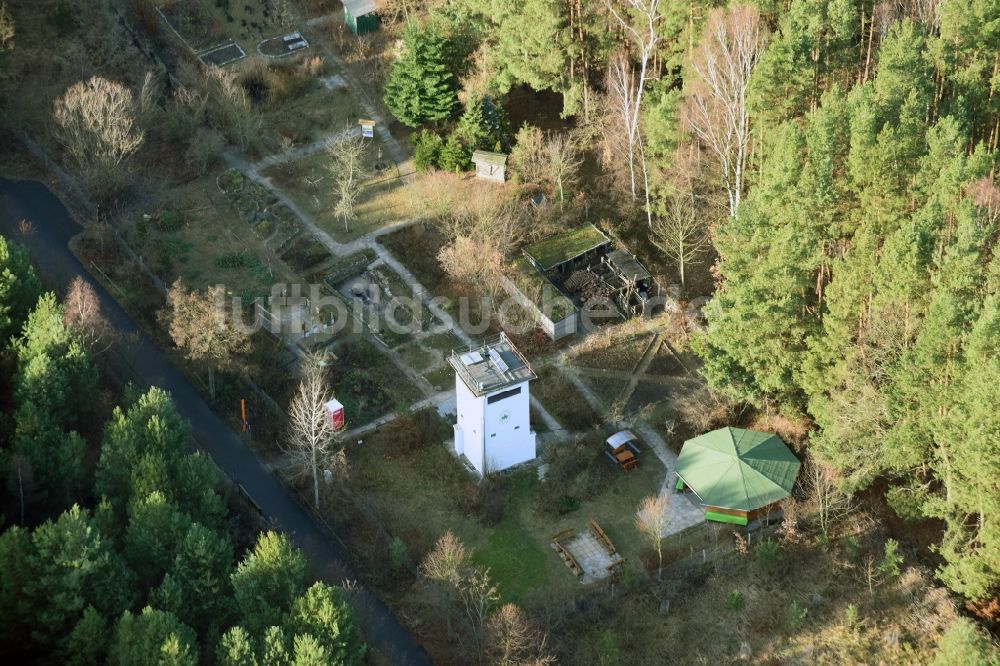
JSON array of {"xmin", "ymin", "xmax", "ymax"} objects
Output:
[
  {"xmin": 555, "ymin": 347, "xmax": 705, "ymax": 537},
  {"xmin": 0, "ymin": 178, "xmax": 432, "ymax": 666}
]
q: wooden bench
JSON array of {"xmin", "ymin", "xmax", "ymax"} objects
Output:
[
  {"xmin": 588, "ymin": 519, "xmax": 617, "ymax": 557},
  {"xmin": 551, "ymin": 528, "xmax": 576, "ymax": 544},
  {"xmin": 553, "ymin": 541, "xmax": 583, "ymax": 577}
]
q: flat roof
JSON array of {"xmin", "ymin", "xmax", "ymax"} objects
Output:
[
  {"xmin": 343, "ymin": 0, "xmax": 377, "ymax": 16},
  {"xmin": 606, "ymin": 249, "xmax": 650, "ymax": 281},
  {"xmin": 472, "ymin": 150, "xmax": 507, "ymax": 166},
  {"xmin": 524, "ymin": 224, "xmax": 611, "ymax": 271},
  {"xmin": 448, "ymin": 333, "xmax": 536, "ymax": 396}
]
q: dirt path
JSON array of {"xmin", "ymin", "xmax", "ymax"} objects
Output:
[{"xmin": 555, "ymin": 345, "xmax": 705, "ymax": 537}]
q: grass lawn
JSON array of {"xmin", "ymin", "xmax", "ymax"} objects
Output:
[
  {"xmin": 259, "ymin": 80, "xmax": 362, "ymax": 148},
  {"xmin": 261, "ymin": 147, "xmax": 415, "ymax": 243},
  {"xmin": 348, "ymin": 420, "xmax": 667, "ymax": 606}
]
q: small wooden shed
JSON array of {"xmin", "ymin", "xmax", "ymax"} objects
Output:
[
  {"xmin": 343, "ymin": 0, "xmax": 379, "ymax": 35},
  {"xmin": 471, "ymin": 150, "xmax": 507, "ymax": 183}
]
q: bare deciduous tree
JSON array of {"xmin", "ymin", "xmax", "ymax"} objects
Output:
[
  {"xmin": 605, "ymin": 1, "xmax": 663, "ymax": 217},
  {"xmin": 52, "ymin": 76, "xmax": 145, "ymax": 186},
  {"xmin": 803, "ymin": 459, "xmax": 853, "ymax": 536},
  {"xmin": 487, "ymin": 603, "xmax": 556, "ymax": 666},
  {"xmin": 651, "ymin": 195, "xmax": 711, "ymax": 287},
  {"xmin": 545, "ymin": 131, "xmax": 583, "ymax": 204},
  {"xmin": 284, "ymin": 353, "xmax": 342, "ymax": 509},
  {"xmin": 327, "ymin": 128, "xmax": 371, "ymax": 232},
  {"xmin": 460, "ymin": 567, "xmax": 499, "ymax": 654},
  {"xmin": 509, "ymin": 124, "xmax": 546, "ymax": 186},
  {"xmin": 422, "ymin": 530, "xmax": 470, "ymax": 638},
  {"xmin": 686, "ymin": 6, "xmax": 766, "ymax": 218},
  {"xmin": 438, "ymin": 197, "xmax": 527, "ymax": 299},
  {"xmin": 63, "ymin": 276, "xmax": 114, "ymax": 354},
  {"xmin": 204, "ymin": 65, "xmax": 260, "ymax": 152},
  {"xmin": 635, "ymin": 494, "xmax": 670, "ymax": 580},
  {"xmin": 161, "ymin": 280, "xmax": 250, "ymax": 399}
]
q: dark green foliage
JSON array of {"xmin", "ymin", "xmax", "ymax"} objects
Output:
[
  {"xmin": 217, "ymin": 626, "xmax": 258, "ymax": 666},
  {"xmin": 456, "ymin": 94, "xmax": 511, "ymax": 153},
  {"xmin": 62, "ymin": 606, "xmax": 109, "ymax": 666},
  {"xmin": 787, "ymin": 600, "xmax": 808, "ymax": 630},
  {"xmin": 285, "ymin": 583, "xmax": 366, "ymax": 665},
  {"xmin": 437, "ymin": 133, "xmax": 472, "ymax": 173},
  {"xmin": 231, "ymin": 531, "xmax": 308, "ymax": 634},
  {"xmin": 108, "ymin": 606, "xmax": 198, "ymax": 666},
  {"xmin": 24, "ymin": 506, "xmax": 136, "ymax": 647},
  {"xmin": 725, "ymin": 590, "xmax": 745, "ymax": 612},
  {"xmin": 754, "ymin": 540, "xmax": 783, "ymax": 571},
  {"xmin": 0, "ymin": 236, "xmax": 43, "ymax": 347},
  {"xmin": 14, "ymin": 292, "xmax": 97, "ymax": 429},
  {"xmin": 412, "ymin": 129, "xmax": 443, "ymax": 171},
  {"xmin": 384, "ymin": 24, "xmax": 459, "ymax": 127},
  {"xmin": 931, "ymin": 617, "xmax": 999, "ymax": 666},
  {"xmin": 95, "ymin": 387, "xmax": 225, "ymax": 527},
  {"xmin": 389, "ymin": 537, "xmax": 406, "ymax": 571}
]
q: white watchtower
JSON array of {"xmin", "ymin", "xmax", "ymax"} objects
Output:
[{"xmin": 448, "ymin": 333, "xmax": 537, "ymax": 476}]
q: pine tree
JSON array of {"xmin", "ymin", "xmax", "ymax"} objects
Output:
[
  {"xmin": 0, "ymin": 236, "xmax": 42, "ymax": 347},
  {"xmin": 285, "ymin": 583, "xmax": 365, "ymax": 665},
  {"xmin": 384, "ymin": 24, "xmax": 459, "ymax": 127},
  {"xmin": 231, "ymin": 532, "xmax": 308, "ymax": 635},
  {"xmin": 438, "ymin": 133, "xmax": 471, "ymax": 173}
]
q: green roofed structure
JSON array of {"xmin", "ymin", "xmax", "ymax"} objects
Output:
[
  {"xmin": 675, "ymin": 427, "xmax": 801, "ymax": 526},
  {"xmin": 524, "ymin": 223, "xmax": 611, "ymax": 271}
]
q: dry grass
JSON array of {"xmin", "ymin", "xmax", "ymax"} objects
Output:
[{"xmin": 552, "ymin": 535, "xmax": 960, "ymax": 665}]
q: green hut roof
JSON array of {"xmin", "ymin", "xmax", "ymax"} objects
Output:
[
  {"xmin": 675, "ymin": 428, "xmax": 800, "ymax": 512},
  {"xmin": 524, "ymin": 224, "xmax": 610, "ymax": 270}
]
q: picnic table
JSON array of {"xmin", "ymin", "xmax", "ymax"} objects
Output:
[{"xmin": 605, "ymin": 430, "xmax": 640, "ymax": 471}]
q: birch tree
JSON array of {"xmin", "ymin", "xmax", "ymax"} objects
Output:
[
  {"xmin": 421, "ymin": 531, "xmax": 469, "ymax": 638},
  {"xmin": 651, "ymin": 195, "xmax": 710, "ymax": 287},
  {"xmin": 635, "ymin": 494, "xmax": 669, "ymax": 580},
  {"xmin": 327, "ymin": 129, "xmax": 370, "ymax": 233},
  {"xmin": 284, "ymin": 353, "xmax": 342, "ymax": 510},
  {"xmin": 686, "ymin": 6, "xmax": 766, "ymax": 218},
  {"xmin": 63, "ymin": 276, "xmax": 114, "ymax": 354},
  {"xmin": 605, "ymin": 0, "xmax": 663, "ymax": 226}
]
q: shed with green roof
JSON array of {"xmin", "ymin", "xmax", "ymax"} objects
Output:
[
  {"xmin": 524, "ymin": 224, "xmax": 611, "ymax": 271},
  {"xmin": 675, "ymin": 427, "xmax": 801, "ymax": 526}
]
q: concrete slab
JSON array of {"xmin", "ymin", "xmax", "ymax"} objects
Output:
[{"xmin": 561, "ymin": 531, "xmax": 623, "ymax": 584}]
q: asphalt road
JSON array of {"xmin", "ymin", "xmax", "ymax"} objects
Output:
[{"xmin": 0, "ymin": 178, "xmax": 432, "ymax": 666}]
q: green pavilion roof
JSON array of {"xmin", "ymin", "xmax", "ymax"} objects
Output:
[{"xmin": 675, "ymin": 427, "xmax": 801, "ymax": 512}]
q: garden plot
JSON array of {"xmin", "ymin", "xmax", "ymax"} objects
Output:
[
  {"xmin": 572, "ymin": 333, "xmax": 653, "ymax": 370},
  {"xmin": 333, "ymin": 263, "xmax": 443, "ymax": 349},
  {"xmin": 326, "ymin": 338, "xmax": 423, "ymax": 426},
  {"xmin": 200, "ymin": 41, "xmax": 246, "ymax": 66},
  {"xmin": 217, "ymin": 169, "xmax": 304, "ymax": 252},
  {"xmin": 122, "ymin": 176, "xmax": 293, "ymax": 299},
  {"xmin": 261, "ymin": 146, "xmax": 413, "ymax": 243},
  {"xmin": 157, "ymin": 0, "xmax": 289, "ymax": 56}
]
